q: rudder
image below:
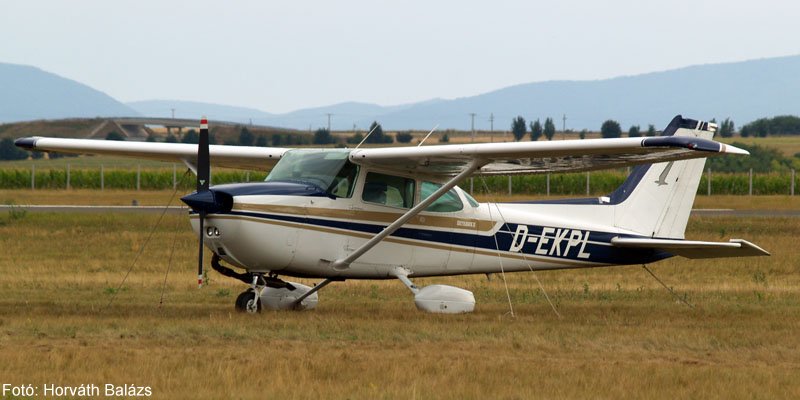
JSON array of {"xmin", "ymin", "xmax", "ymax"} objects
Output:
[{"xmin": 612, "ymin": 116, "xmax": 715, "ymax": 239}]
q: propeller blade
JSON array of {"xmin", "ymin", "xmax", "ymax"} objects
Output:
[
  {"xmin": 196, "ymin": 117, "xmax": 210, "ymax": 288},
  {"xmin": 197, "ymin": 117, "xmax": 210, "ymax": 192}
]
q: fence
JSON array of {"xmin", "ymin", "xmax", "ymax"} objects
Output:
[
  {"xmin": 0, "ymin": 165, "xmax": 797, "ymax": 195},
  {"xmin": 1, "ymin": 164, "xmax": 267, "ymax": 191},
  {"xmin": 472, "ymin": 168, "xmax": 798, "ymax": 196}
]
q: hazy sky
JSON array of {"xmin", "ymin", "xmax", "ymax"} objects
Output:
[{"xmin": 2, "ymin": 0, "xmax": 798, "ymax": 113}]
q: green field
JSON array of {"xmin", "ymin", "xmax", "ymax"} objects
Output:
[{"xmin": 0, "ymin": 194, "xmax": 798, "ymax": 399}]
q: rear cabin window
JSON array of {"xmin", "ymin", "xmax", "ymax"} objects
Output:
[
  {"xmin": 420, "ymin": 182, "xmax": 463, "ymax": 212},
  {"xmin": 362, "ymin": 172, "xmax": 415, "ymax": 208}
]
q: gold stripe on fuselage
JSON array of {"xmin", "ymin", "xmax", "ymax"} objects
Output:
[{"xmin": 233, "ymin": 203, "xmax": 497, "ymax": 232}]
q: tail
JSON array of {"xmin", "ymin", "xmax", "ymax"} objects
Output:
[{"xmin": 611, "ymin": 116, "xmax": 715, "ymax": 239}]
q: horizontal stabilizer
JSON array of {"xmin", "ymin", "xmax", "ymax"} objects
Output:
[{"xmin": 610, "ymin": 237, "xmax": 770, "ymax": 259}]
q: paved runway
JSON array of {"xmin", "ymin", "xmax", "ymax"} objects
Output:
[{"xmin": 1, "ymin": 205, "xmax": 798, "ymax": 217}]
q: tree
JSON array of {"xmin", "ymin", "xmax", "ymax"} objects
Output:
[
  {"xmin": 646, "ymin": 124, "xmax": 657, "ymax": 137},
  {"xmin": 271, "ymin": 134, "xmax": 282, "ymax": 146},
  {"xmin": 579, "ymin": 129, "xmax": 588, "ymax": 139},
  {"xmin": 105, "ymin": 131, "xmax": 125, "ymax": 141},
  {"xmin": 395, "ymin": 131, "xmax": 413, "ymax": 143},
  {"xmin": 146, "ymin": 134, "xmax": 157, "ymax": 142},
  {"xmin": 600, "ymin": 120, "xmax": 622, "ymax": 138},
  {"xmin": 511, "ymin": 116, "xmax": 527, "ymax": 141},
  {"xmin": 628, "ymin": 125, "xmax": 641, "ymax": 137},
  {"xmin": 255, "ymin": 135, "xmax": 268, "ymax": 147},
  {"xmin": 440, "ymin": 133, "xmax": 449, "ymax": 143},
  {"xmin": 313, "ymin": 128, "xmax": 334, "ymax": 145},
  {"xmin": 543, "ymin": 117, "xmax": 556, "ymax": 141},
  {"xmin": 347, "ymin": 133, "xmax": 364, "ymax": 144},
  {"xmin": 0, "ymin": 138, "xmax": 28, "ymax": 160},
  {"xmin": 165, "ymin": 133, "xmax": 178, "ymax": 143},
  {"xmin": 530, "ymin": 119, "xmax": 542, "ymax": 141},
  {"xmin": 365, "ymin": 121, "xmax": 392, "ymax": 144},
  {"xmin": 181, "ymin": 129, "xmax": 199, "ymax": 144},
  {"xmin": 239, "ymin": 127, "xmax": 254, "ymax": 146},
  {"xmin": 719, "ymin": 118, "xmax": 735, "ymax": 138}
]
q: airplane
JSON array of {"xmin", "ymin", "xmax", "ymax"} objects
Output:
[{"xmin": 14, "ymin": 115, "xmax": 769, "ymax": 314}]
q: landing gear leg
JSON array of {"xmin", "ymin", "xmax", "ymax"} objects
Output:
[{"xmin": 235, "ymin": 273, "xmax": 265, "ymax": 313}]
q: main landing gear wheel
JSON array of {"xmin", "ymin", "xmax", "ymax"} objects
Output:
[{"xmin": 235, "ymin": 290, "xmax": 261, "ymax": 314}]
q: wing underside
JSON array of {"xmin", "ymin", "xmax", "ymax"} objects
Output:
[
  {"xmin": 15, "ymin": 137, "xmax": 288, "ymax": 171},
  {"xmin": 348, "ymin": 117, "xmax": 747, "ymax": 177}
]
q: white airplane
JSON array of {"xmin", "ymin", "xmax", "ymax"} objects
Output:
[{"xmin": 15, "ymin": 115, "xmax": 769, "ymax": 314}]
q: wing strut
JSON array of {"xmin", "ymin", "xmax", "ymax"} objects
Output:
[{"xmin": 329, "ymin": 159, "xmax": 485, "ymax": 271}]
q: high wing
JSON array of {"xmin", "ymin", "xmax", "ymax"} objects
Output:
[
  {"xmin": 14, "ymin": 137, "xmax": 288, "ymax": 171},
  {"xmin": 348, "ymin": 116, "xmax": 747, "ymax": 177}
]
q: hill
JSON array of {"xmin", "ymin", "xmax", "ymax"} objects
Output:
[
  {"xmin": 5, "ymin": 55, "xmax": 800, "ymax": 131},
  {"xmin": 127, "ymin": 100, "xmax": 274, "ymax": 123},
  {"xmin": 373, "ymin": 55, "xmax": 800, "ymax": 131},
  {"xmin": 0, "ymin": 63, "xmax": 138, "ymax": 123}
]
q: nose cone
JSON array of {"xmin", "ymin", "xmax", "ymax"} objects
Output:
[{"xmin": 181, "ymin": 190, "xmax": 233, "ymax": 214}]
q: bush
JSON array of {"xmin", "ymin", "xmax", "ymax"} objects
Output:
[{"xmin": 395, "ymin": 132, "xmax": 413, "ymax": 143}]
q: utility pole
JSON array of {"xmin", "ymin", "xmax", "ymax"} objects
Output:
[
  {"xmin": 326, "ymin": 113, "xmax": 333, "ymax": 133},
  {"xmin": 171, "ymin": 108, "xmax": 175, "ymax": 119},
  {"xmin": 489, "ymin": 113, "xmax": 494, "ymax": 142},
  {"xmin": 562, "ymin": 114, "xmax": 567, "ymax": 139},
  {"xmin": 469, "ymin": 113, "xmax": 476, "ymax": 142}
]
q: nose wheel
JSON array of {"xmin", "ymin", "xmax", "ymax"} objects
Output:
[
  {"xmin": 234, "ymin": 274, "xmax": 265, "ymax": 314},
  {"xmin": 235, "ymin": 289, "xmax": 261, "ymax": 313}
]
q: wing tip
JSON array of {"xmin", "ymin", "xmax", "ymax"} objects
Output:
[
  {"xmin": 720, "ymin": 143, "xmax": 750, "ymax": 155},
  {"xmin": 14, "ymin": 136, "xmax": 39, "ymax": 150}
]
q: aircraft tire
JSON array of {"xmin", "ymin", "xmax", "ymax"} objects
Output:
[{"xmin": 235, "ymin": 290, "xmax": 261, "ymax": 313}]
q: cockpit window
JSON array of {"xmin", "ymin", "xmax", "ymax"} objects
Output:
[
  {"xmin": 265, "ymin": 150, "xmax": 358, "ymax": 197},
  {"xmin": 362, "ymin": 172, "xmax": 415, "ymax": 208},
  {"xmin": 463, "ymin": 190, "xmax": 480, "ymax": 208},
  {"xmin": 420, "ymin": 182, "xmax": 463, "ymax": 212}
]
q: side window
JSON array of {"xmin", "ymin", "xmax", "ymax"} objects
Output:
[
  {"xmin": 420, "ymin": 182, "xmax": 463, "ymax": 212},
  {"xmin": 362, "ymin": 172, "xmax": 415, "ymax": 208},
  {"xmin": 327, "ymin": 161, "xmax": 359, "ymax": 198}
]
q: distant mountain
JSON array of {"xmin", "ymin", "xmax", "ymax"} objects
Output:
[
  {"xmin": 252, "ymin": 100, "xmax": 445, "ymax": 130},
  {"xmin": 127, "ymin": 99, "xmax": 445, "ymax": 130},
  {"xmin": 0, "ymin": 63, "xmax": 138, "ymax": 123},
  {"xmin": 373, "ymin": 55, "xmax": 800, "ymax": 131},
  {"xmin": 5, "ymin": 55, "xmax": 800, "ymax": 131},
  {"xmin": 135, "ymin": 55, "xmax": 800, "ymax": 131},
  {"xmin": 127, "ymin": 99, "xmax": 274, "ymax": 123}
]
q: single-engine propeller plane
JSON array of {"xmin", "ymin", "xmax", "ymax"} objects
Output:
[{"xmin": 15, "ymin": 115, "xmax": 769, "ymax": 314}]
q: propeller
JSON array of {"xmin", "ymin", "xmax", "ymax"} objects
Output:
[
  {"xmin": 191, "ymin": 117, "xmax": 210, "ymax": 288},
  {"xmin": 181, "ymin": 117, "xmax": 235, "ymax": 288}
]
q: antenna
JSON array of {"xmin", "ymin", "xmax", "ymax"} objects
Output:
[
  {"xmin": 354, "ymin": 123, "xmax": 381, "ymax": 150},
  {"xmin": 417, "ymin": 124, "xmax": 440, "ymax": 147}
]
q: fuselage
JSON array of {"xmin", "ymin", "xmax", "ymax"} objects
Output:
[{"xmin": 189, "ymin": 150, "xmax": 670, "ymax": 279}]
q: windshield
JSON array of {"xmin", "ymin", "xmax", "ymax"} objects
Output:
[{"xmin": 265, "ymin": 150, "xmax": 358, "ymax": 197}]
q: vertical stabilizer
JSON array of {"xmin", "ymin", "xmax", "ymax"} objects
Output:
[{"xmin": 613, "ymin": 116, "xmax": 715, "ymax": 239}]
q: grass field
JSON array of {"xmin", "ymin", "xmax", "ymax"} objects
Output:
[{"xmin": 0, "ymin": 192, "xmax": 798, "ymax": 399}]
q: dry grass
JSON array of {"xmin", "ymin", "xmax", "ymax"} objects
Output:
[{"xmin": 0, "ymin": 200, "xmax": 798, "ymax": 398}]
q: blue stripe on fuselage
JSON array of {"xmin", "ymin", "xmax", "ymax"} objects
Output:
[{"xmin": 218, "ymin": 210, "xmax": 671, "ymax": 265}]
